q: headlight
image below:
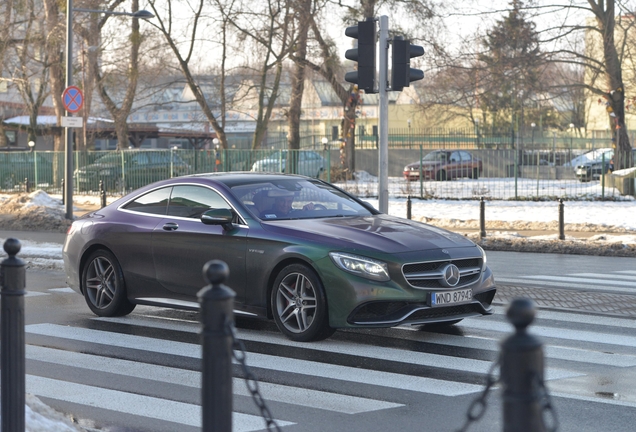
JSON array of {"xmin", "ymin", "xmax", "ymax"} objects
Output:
[
  {"xmin": 329, "ymin": 252, "xmax": 390, "ymax": 282},
  {"xmin": 477, "ymin": 245, "xmax": 487, "ymax": 271}
]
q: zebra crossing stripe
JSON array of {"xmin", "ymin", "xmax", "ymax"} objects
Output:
[
  {"xmin": 490, "ymin": 305, "xmax": 636, "ymax": 329},
  {"xmin": 26, "ymin": 323, "xmax": 485, "ymax": 396},
  {"xmin": 26, "ymin": 345, "xmax": 402, "ymax": 414},
  {"xmin": 462, "ymin": 319, "xmax": 636, "ymax": 348},
  {"xmin": 522, "ymin": 275, "xmax": 636, "ymax": 287},
  {"xmin": 495, "ymin": 277, "xmax": 636, "ymax": 294},
  {"xmin": 92, "ymin": 316, "xmax": 580, "ymax": 381},
  {"xmin": 575, "ymin": 273, "xmax": 636, "ymax": 282},
  {"xmin": 26, "ymin": 375, "xmax": 294, "ymax": 431}
]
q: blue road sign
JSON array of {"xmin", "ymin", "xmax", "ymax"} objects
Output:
[{"xmin": 62, "ymin": 86, "xmax": 84, "ymax": 113}]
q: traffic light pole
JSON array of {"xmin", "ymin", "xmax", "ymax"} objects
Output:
[{"xmin": 378, "ymin": 15, "xmax": 389, "ymax": 214}]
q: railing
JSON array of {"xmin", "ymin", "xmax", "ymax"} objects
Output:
[{"xmin": 1, "ymin": 148, "xmax": 634, "ymax": 201}]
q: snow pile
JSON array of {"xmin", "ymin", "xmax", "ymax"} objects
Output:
[{"xmin": 0, "ymin": 191, "xmax": 71, "ymax": 232}]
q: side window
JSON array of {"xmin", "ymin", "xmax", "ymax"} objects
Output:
[
  {"xmin": 131, "ymin": 153, "xmax": 149, "ymax": 165},
  {"xmin": 460, "ymin": 151, "xmax": 472, "ymax": 162},
  {"xmin": 167, "ymin": 185, "xmax": 230, "ymax": 219},
  {"xmin": 450, "ymin": 152, "xmax": 461, "ymax": 163},
  {"xmin": 122, "ymin": 187, "xmax": 171, "ymax": 215}
]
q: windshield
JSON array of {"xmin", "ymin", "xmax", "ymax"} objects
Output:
[
  {"xmin": 422, "ymin": 151, "xmax": 447, "ymax": 162},
  {"xmin": 231, "ymin": 179, "xmax": 375, "ymax": 220}
]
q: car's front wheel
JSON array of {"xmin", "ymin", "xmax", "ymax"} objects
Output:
[
  {"xmin": 82, "ymin": 249, "xmax": 135, "ymax": 317},
  {"xmin": 271, "ymin": 264, "xmax": 334, "ymax": 342}
]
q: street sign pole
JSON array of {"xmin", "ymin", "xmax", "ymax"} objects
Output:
[
  {"xmin": 64, "ymin": 0, "xmax": 74, "ymax": 220},
  {"xmin": 378, "ymin": 15, "xmax": 389, "ymax": 214}
]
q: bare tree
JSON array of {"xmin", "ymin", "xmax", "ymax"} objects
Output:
[
  {"xmin": 11, "ymin": 0, "xmax": 50, "ymax": 148},
  {"xmin": 79, "ymin": 0, "xmax": 145, "ymax": 149},
  {"xmin": 147, "ymin": 0, "xmax": 235, "ymax": 149},
  {"xmin": 0, "ymin": 0, "xmax": 16, "ymax": 147},
  {"xmin": 221, "ymin": 0, "xmax": 294, "ymax": 150}
]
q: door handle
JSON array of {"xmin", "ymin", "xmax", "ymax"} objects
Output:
[{"xmin": 162, "ymin": 222, "xmax": 179, "ymax": 231}]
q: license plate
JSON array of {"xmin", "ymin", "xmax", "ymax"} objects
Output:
[{"xmin": 430, "ymin": 288, "xmax": 472, "ymax": 307}]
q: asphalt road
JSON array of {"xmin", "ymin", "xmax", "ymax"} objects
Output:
[{"xmin": 4, "ymin": 230, "xmax": 636, "ymax": 431}]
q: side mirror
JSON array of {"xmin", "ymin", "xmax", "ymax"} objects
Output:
[{"xmin": 201, "ymin": 208, "xmax": 234, "ymax": 230}]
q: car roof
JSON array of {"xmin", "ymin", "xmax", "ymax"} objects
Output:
[{"xmin": 181, "ymin": 171, "xmax": 315, "ymax": 187}]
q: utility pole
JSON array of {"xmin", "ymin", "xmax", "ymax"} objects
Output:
[{"xmin": 378, "ymin": 15, "xmax": 389, "ymax": 213}]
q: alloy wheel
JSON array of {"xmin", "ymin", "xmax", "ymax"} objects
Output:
[
  {"xmin": 85, "ymin": 256, "xmax": 117, "ymax": 309},
  {"xmin": 274, "ymin": 272, "xmax": 318, "ymax": 334}
]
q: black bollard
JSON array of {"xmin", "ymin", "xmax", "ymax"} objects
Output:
[
  {"xmin": 558, "ymin": 199, "xmax": 565, "ymax": 240},
  {"xmin": 25, "ymin": 177, "xmax": 30, "ymax": 193},
  {"xmin": 99, "ymin": 180, "xmax": 107, "ymax": 208},
  {"xmin": 407, "ymin": 195, "xmax": 412, "ymax": 220},
  {"xmin": 198, "ymin": 260, "xmax": 236, "ymax": 432},
  {"xmin": 479, "ymin": 197, "xmax": 486, "ymax": 239},
  {"xmin": 61, "ymin": 178, "xmax": 65, "ymax": 205},
  {"xmin": 1, "ymin": 238, "xmax": 26, "ymax": 432},
  {"xmin": 501, "ymin": 298, "xmax": 545, "ymax": 432}
]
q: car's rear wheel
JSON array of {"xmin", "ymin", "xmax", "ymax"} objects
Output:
[
  {"xmin": 471, "ymin": 168, "xmax": 479, "ymax": 179},
  {"xmin": 271, "ymin": 264, "xmax": 334, "ymax": 342},
  {"xmin": 82, "ymin": 249, "xmax": 135, "ymax": 317},
  {"xmin": 436, "ymin": 170, "xmax": 447, "ymax": 181}
]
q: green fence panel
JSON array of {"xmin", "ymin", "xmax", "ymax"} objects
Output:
[{"xmin": 1, "ymin": 147, "xmax": 634, "ymax": 201}]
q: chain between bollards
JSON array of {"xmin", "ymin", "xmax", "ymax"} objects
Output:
[
  {"xmin": 1, "ymin": 238, "xmax": 26, "ymax": 432},
  {"xmin": 558, "ymin": 199, "xmax": 565, "ymax": 240}
]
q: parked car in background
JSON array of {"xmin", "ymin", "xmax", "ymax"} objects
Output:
[
  {"xmin": 403, "ymin": 150, "xmax": 482, "ymax": 181},
  {"xmin": 609, "ymin": 148, "xmax": 636, "ymax": 171},
  {"xmin": 564, "ymin": 148, "xmax": 614, "ymax": 168},
  {"xmin": 75, "ymin": 150, "xmax": 190, "ymax": 192},
  {"xmin": 569, "ymin": 148, "xmax": 614, "ymax": 182},
  {"xmin": 63, "ymin": 172, "xmax": 496, "ymax": 342},
  {"xmin": 0, "ymin": 151, "xmax": 54, "ymax": 190},
  {"xmin": 575, "ymin": 158, "xmax": 611, "ymax": 182},
  {"xmin": 250, "ymin": 150, "xmax": 326, "ymax": 178}
]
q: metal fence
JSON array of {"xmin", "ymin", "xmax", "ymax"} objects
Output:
[{"xmin": 1, "ymin": 147, "xmax": 634, "ymax": 201}]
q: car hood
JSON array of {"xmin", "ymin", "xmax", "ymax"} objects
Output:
[{"xmin": 262, "ymin": 214, "xmax": 475, "ymax": 253}]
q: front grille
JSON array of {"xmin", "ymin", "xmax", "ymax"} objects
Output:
[
  {"xmin": 348, "ymin": 289, "xmax": 495, "ymax": 325},
  {"xmin": 402, "ymin": 257, "xmax": 483, "ymax": 290}
]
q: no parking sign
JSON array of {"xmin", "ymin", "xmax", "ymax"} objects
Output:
[{"xmin": 62, "ymin": 86, "xmax": 84, "ymax": 113}]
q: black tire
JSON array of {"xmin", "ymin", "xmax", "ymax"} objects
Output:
[
  {"xmin": 436, "ymin": 170, "xmax": 447, "ymax": 181},
  {"xmin": 271, "ymin": 263, "xmax": 335, "ymax": 342},
  {"xmin": 81, "ymin": 249, "xmax": 135, "ymax": 317},
  {"xmin": 471, "ymin": 168, "xmax": 479, "ymax": 179}
]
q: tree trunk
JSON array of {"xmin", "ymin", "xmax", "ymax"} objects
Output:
[
  {"xmin": 43, "ymin": 0, "xmax": 65, "ymax": 152},
  {"xmin": 592, "ymin": 0, "xmax": 632, "ymax": 169},
  {"xmin": 287, "ymin": 0, "xmax": 311, "ymax": 153}
]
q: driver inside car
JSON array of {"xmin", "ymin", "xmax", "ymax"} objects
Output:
[{"xmin": 260, "ymin": 191, "xmax": 314, "ymax": 218}]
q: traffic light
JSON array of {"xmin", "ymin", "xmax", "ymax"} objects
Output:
[
  {"xmin": 391, "ymin": 36, "xmax": 424, "ymax": 91},
  {"xmin": 344, "ymin": 19, "xmax": 377, "ymax": 93}
]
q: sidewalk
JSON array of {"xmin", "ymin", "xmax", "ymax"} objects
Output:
[{"xmin": 494, "ymin": 284, "xmax": 636, "ymax": 318}]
